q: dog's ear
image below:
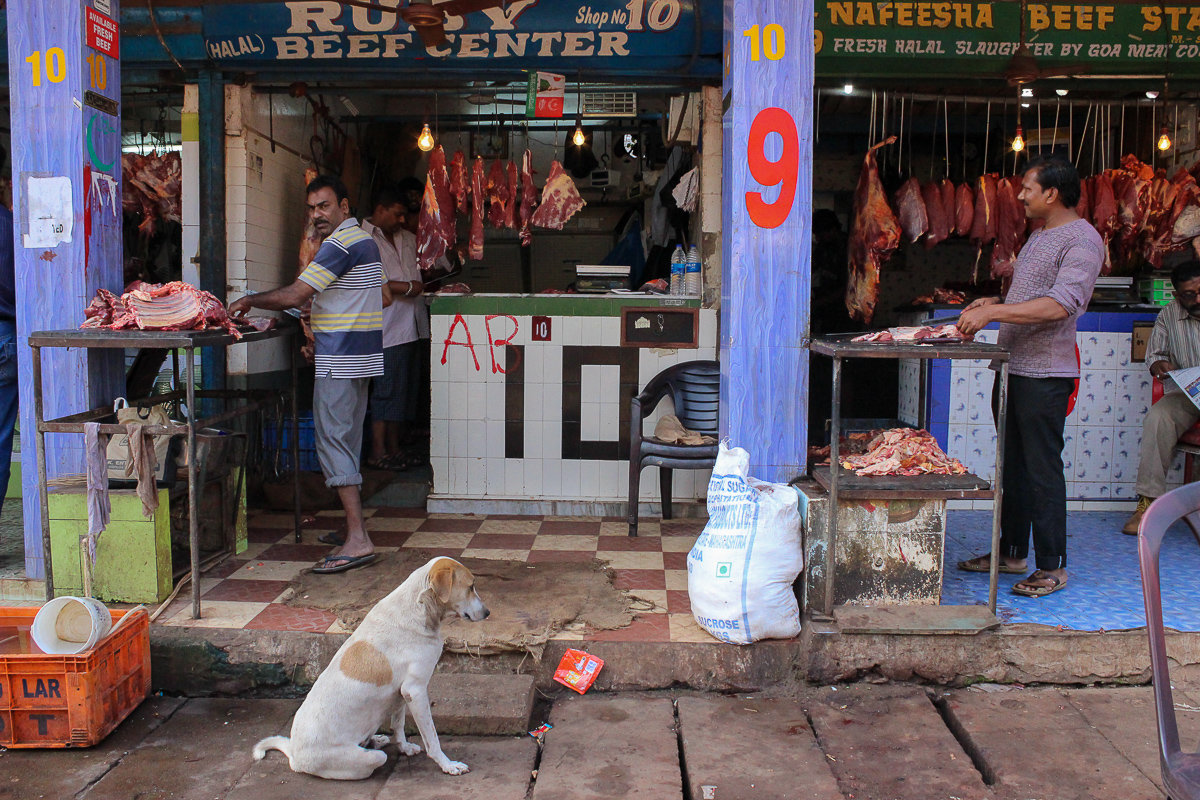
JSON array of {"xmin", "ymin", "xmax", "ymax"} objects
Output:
[{"xmin": 429, "ymin": 558, "xmax": 456, "ymax": 605}]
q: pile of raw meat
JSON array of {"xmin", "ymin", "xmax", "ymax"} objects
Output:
[
  {"xmin": 851, "ymin": 324, "xmax": 970, "ymax": 343},
  {"xmin": 909, "ymin": 288, "xmax": 967, "ymax": 306},
  {"xmin": 81, "ymin": 281, "xmax": 243, "ymax": 338},
  {"xmin": 417, "ymin": 146, "xmax": 585, "ymax": 271},
  {"xmin": 122, "ymin": 151, "xmax": 182, "ymax": 238},
  {"xmin": 847, "ymin": 148, "xmax": 1200, "ymax": 323},
  {"xmin": 840, "ymin": 428, "xmax": 967, "ymax": 477}
]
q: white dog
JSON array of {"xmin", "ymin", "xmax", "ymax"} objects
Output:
[{"xmin": 252, "ymin": 556, "xmax": 490, "ymax": 780}]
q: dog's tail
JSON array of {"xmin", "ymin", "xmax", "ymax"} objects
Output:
[{"xmin": 252, "ymin": 735, "xmax": 292, "ymax": 761}]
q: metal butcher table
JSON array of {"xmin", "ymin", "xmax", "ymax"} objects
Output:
[
  {"xmin": 28, "ymin": 325, "xmax": 303, "ymax": 618},
  {"xmin": 809, "ymin": 334, "xmax": 1011, "ymax": 619}
]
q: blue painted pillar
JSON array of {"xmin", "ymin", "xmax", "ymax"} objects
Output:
[
  {"xmin": 8, "ymin": 0, "xmax": 123, "ymax": 578},
  {"xmin": 720, "ymin": 0, "xmax": 813, "ymax": 481}
]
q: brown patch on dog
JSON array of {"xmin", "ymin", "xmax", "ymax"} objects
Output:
[
  {"xmin": 429, "ymin": 557, "xmax": 462, "ymax": 604},
  {"xmin": 339, "ymin": 640, "xmax": 393, "ymax": 686}
]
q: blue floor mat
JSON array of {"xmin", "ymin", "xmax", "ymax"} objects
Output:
[{"xmin": 943, "ymin": 510, "xmax": 1200, "ymax": 632}]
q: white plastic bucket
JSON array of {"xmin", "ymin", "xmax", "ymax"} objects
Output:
[{"xmin": 31, "ymin": 596, "xmax": 113, "ymax": 655}]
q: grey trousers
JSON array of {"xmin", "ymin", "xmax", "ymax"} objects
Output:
[
  {"xmin": 314, "ymin": 375, "xmax": 369, "ymax": 488},
  {"xmin": 1135, "ymin": 390, "xmax": 1200, "ymax": 498}
]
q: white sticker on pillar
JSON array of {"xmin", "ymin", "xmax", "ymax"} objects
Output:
[
  {"xmin": 94, "ymin": 0, "xmax": 112, "ymax": 15},
  {"xmin": 22, "ymin": 176, "xmax": 73, "ymax": 248}
]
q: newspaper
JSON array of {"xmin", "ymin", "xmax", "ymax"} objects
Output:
[{"xmin": 1167, "ymin": 366, "xmax": 1200, "ymax": 410}]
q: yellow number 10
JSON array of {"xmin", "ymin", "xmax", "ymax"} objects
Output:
[
  {"xmin": 25, "ymin": 48, "xmax": 67, "ymax": 87},
  {"xmin": 742, "ymin": 24, "xmax": 786, "ymax": 61}
]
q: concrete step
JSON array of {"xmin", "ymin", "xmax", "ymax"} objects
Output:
[
  {"xmin": 365, "ymin": 465, "xmax": 432, "ymax": 508},
  {"xmin": 421, "ymin": 673, "xmax": 536, "ymax": 736}
]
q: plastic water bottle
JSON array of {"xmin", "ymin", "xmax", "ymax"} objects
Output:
[
  {"xmin": 670, "ymin": 245, "xmax": 685, "ymax": 296},
  {"xmin": 685, "ymin": 245, "xmax": 701, "ymax": 296}
]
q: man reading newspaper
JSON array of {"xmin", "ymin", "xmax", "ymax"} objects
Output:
[{"xmin": 1124, "ymin": 259, "xmax": 1200, "ymax": 535}]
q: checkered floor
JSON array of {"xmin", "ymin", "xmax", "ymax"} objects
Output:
[{"xmin": 152, "ymin": 508, "xmax": 715, "ymax": 643}]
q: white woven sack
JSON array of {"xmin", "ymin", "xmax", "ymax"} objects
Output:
[{"xmin": 687, "ymin": 442, "xmax": 802, "ymax": 644}]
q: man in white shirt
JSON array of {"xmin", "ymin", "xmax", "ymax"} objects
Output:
[{"xmin": 361, "ymin": 186, "xmax": 424, "ymax": 470}]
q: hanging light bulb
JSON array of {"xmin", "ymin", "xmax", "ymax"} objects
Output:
[
  {"xmin": 1055, "ymin": 88, "xmax": 1069, "ymax": 97},
  {"xmin": 842, "ymin": 83, "xmax": 854, "ymax": 95},
  {"xmin": 1011, "ymin": 125, "xmax": 1025, "ymax": 153},
  {"xmin": 1158, "ymin": 126, "xmax": 1173, "ymax": 151},
  {"xmin": 572, "ymin": 121, "xmax": 586, "ymax": 147},
  {"xmin": 417, "ymin": 123, "xmax": 435, "ymax": 152},
  {"xmin": 1146, "ymin": 90, "xmax": 1160, "ymax": 100}
]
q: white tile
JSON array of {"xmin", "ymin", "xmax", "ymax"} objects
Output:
[
  {"xmin": 430, "ymin": 418, "xmax": 449, "ymax": 458},
  {"xmin": 467, "ymin": 458, "xmax": 486, "ymax": 496},
  {"xmin": 431, "ymin": 382, "xmax": 449, "ymax": 421},
  {"xmin": 486, "ymin": 380, "xmax": 506, "ymax": 421},
  {"xmin": 486, "ymin": 421, "xmax": 505, "ymax": 460},
  {"xmin": 431, "ymin": 457, "xmax": 449, "ymax": 491},
  {"xmin": 599, "ymin": 316, "xmax": 620, "ymax": 344},
  {"xmin": 560, "ymin": 460, "xmax": 582, "ymax": 497},
  {"xmin": 542, "ymin": 459, "xmax": 562, "ymax": 495},
  {"xmin": 597, "ymin": 364, "xmax": 620, "ymax": 405},
  {"xmin": 525, "ymin": 347, "xmax": 544, "ymax": 385},
  {"xmin": 581, "ymin": 460, "xmax": 601, "ymax": 498},
  {"xmin": 504, "ymin": 460, "xmax": 524, "ymax": 496},
  {"xmin": 449, "ymin": 422, "xmax": 469, "ymax": 458},
  {"xmin": 544, "ymin": 384, "xmax": 563, "ymax": 423},
  {"xmin": 699, "ymin": 312, "xmax": 717, "ymax": 350},
  {"xmin": 561, "ymin": 316, "xmax": 582, "ymax": 346},
  {"xmin": 543, "ymin": 345, "xmax": 563, "ymax": 385},
  {"xmin": 581, "ymin": 366, "xmax": 601, "ymax": 401},
  {"xmin": 466, "ymin": 419, "xmax": 486, "ymax": 458},
  {"xmin": 579, "ymin": 316, "xmax": 604, "ymax": 344},
  {"xmin": 468, "ymin": 382, "xmax": 487, "ymax": 421},
  {"xmin": 524, "ymin": 423, "xmax": 543, "ymax": 459},
  {"xmin": 524, "ymin": 382, "xmax": 543, "ymax": 421},
  {"xmin": 542, "ymin": 420, "xmax": 562, "ymax": 460},
  {"xmin": 581, "ymin": 401, "xmax": 601, "ymax": 441},
  {"xmin": 599, "ymin": 461, "xmax": 621, "ymax": 498},
  {"xmin": 524, "ymin": 459, "xmax": 543, "ymax": 494},
  {"xmin": 599, "ymin": 403, "xmax": 620, "ymax": 441},
  {"xmin": 484, "ymin": 458, "xmax": 506, "ymax": 495}
]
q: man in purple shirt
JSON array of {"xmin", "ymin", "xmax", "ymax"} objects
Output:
[{"xmin": 956, "ymin": 155, "xmax": 1105, "ymax": 597}]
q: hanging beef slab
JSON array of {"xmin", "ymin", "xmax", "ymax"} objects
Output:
[
  {"xmin": 922, "ymin": 181, "xmax": 951, "ymax": 249},
  {"xmin": 845, "ymin": 138, "xmax": 900, "ymax": 324},
  {"xmin": 417, "ymin": 146, "xmax": 456, "ymax": 271},
  {"xmin": 470, "ymin": 156, "xmax": 485, "ymax": 260},
  {"xmin": 530, "ymin": 160, "xmax": 587, "ymax": 230},
  {"xmin": 449, "ymin": 150, "xmax": 469, "ymax": 215},
  {"xmin": 954, "ymin": 182, "xmax": 974, "ymax": 237},
  {"xmin": 519, "ymin": 149, "xmax": 538, "ymax": 246},
  {"xmin": 894, "ymin": 177, "xmax": 928, "ymax": 243},
  {"xmin": 486, "ymin": 159, "xmax": 510, "ymax": 229}
]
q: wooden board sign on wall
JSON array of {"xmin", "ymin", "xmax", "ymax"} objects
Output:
[{"xmin": 620, "ymin": 307, "xmax": 698, "ymax": 348}]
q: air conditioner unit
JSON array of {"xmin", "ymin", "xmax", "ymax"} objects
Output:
[
  {"xmin": 582, "ymin": 91, "xmax": 637, "ymax": 118},
  {"xmin": 590, "ymin": 169, "xmax": 619, "ymax": 188}
]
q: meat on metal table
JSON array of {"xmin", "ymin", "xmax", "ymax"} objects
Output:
[
  {"xmin": 28, "ymin": 325, "xmax": 304, "ymax": 619},
  {"xmin": 808, "ymin": 334, "xmax": 1011, "ymax": 620}
]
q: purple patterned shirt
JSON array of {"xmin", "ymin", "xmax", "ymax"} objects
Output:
[{"xmin": 996, "ymin": 218, "xmax": 1104, "ymax": 378}]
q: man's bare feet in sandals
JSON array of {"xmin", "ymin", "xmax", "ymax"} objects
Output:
[
  {"xmin": 957, "ymin": 553, "xmax": 1027, "ymax": 574},
  {"xmin": 1012, "ymin": 569, "xmax": 1068, "ymax": 597}
]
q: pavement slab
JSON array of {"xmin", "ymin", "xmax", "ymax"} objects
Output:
[
  {"xmin": 79, "ymin": 698, "xmax": 300, "ymax": 800},
  {"xmin": 808, "ymin": 684, "xmax": 991, "ymax": 800},
  {"xmin": 0, "ymin": 696, "xmax": 184, "ymax": 800},
  {"xmin": 943, "ymin": 687, "xmax": 1164, "ymax": 800},
  {"xmin": 677, "ymin": 695, "xmax": 842, "ymax": 800},
  {"xmin": 533, "ymin": 694, "xmax": 682, "ymax": 800},
  {"xmin": 382, "ymin": 735, "xmax": 537, "ymax": 799}
]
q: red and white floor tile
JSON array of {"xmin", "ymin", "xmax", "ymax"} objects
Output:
[{"xmin": 153, "ymin": 508, "xmax": 717, "ymax": 644}]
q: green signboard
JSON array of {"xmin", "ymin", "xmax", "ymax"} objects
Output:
[{"xmin": 815, "ymin": 1, "xmax": 1200, "ymax": 78}]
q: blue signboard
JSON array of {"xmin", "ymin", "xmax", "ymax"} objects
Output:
[{"xmin": 199, "ymin": 0, "xmax": 721, "ymax": 75}]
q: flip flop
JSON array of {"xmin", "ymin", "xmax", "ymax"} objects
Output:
[
  {"xmin": 317, "ymin": 529, "xmax": 346, "ymax": 546},
  {"xmin": 1011, "ymin": 570, "xmax": 1067, "ymax": 597},
  {"xmin": 311, "ymin": 553, "xmax": 378, "ymax": 574},
  {"xmin": 957, "ymin": 555, "xmax": 1025, "ymax": 574}
]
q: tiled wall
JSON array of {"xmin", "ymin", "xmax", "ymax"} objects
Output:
[
  {"xmin": 429, "ymin": 300, "xmax": 718, "ymax": 504},
  {"xmin": 908, "ymin": 309, "xmax": 1174, "ymax": 504}
]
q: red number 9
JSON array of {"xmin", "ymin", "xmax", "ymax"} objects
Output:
[{"xmin": 745, "ymin": 107, "xmax": 799, "ymax": 229}]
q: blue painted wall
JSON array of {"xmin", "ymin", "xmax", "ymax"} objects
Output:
[{"xmin": 720, "ymin": 0, "xmax": 812, "ymax": 482}]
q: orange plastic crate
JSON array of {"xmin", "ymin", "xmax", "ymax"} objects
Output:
[{"xmin": 0, "ymin": 606, "xmax": 151, "ymax": 748}]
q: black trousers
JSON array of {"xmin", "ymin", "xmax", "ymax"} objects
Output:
[{"xmin": 991, "ymin": 374, "xmax": 1075, "ymax": 571}]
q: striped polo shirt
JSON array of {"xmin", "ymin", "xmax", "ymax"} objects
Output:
[
  {"xmin": 297, "ymin": 217, "xmax": 385, "ymax": 379},
  {"xmin": 1147, "ymin": 300, "xmax": 1200, "ymax": 393}
]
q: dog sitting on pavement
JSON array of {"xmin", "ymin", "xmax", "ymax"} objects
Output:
[{"xmin": 252, "ymin": 556, "xmax": 490, "ymax": 780}]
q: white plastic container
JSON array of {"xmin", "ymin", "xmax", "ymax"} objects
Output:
[{"xmin": 31, "ymin": 596, "xmax": 113, "ymax": 655}]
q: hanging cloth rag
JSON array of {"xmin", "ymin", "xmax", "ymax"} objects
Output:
[
  {"xmin": 124, "ymin": 421, "xmax": 160, "ymax": 518},
  {"xmin": 670, "ymin": 166, "xmax": 699, "ymax": 213},
  {"xmin": 83, "ymin": 422, "xmax": 110, "ymax": 563}
]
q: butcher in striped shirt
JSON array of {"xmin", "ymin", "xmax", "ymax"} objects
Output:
[
  {"xmin": 1122, "ymin": 258, "xmax": 1200, "ymax": 535},
  {"xmin": 229, "ymin": 174, "xmax": 387, "ymax": 574}
]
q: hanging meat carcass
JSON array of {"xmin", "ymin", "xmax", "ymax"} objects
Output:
[
  {"xmin": 1074, "ymin": 174, "xmax": 1092, "ymax": 223},
  {"xmin": 845, "ymin": 137, "xmax": 901, "ymax": 324},
  {"xmin": 922, "ymin": 181, "xmax": 951, "ymax": 249},
  {"xmin": 530, "ymin": 160, "xmax": 587, "ymax": 229},
  {"xmin": 1089, "ymin": 173, "xmax": 1118, "ymax": 275},
  {"xmin": 417, "ymin": 146, "xmax": 456, "ymax": 271},
  {"xmin": 893, "ymin": 177, "xmax": 928, "ymax": 243},
  {"xmin": 969, "ymin": 174, "xmax": 998, "ymax": 244},
  {"xmin": 954, "ymin": 182, "xmax": 974, "ymax": 237},
  {"xmin": 1111, "ymin": 163, "xmax": 1151, "ymax": 269},
  {"xmin": 486, "ymin": 160, "xmax": 510, "ymax": 229},
  {"xmin": 990, "ymin": 176, "xmax": 1026, "ymax": 279},
  {"xmin": 939, "ymin": 180, "xmax": 956, "ymax": 229},
  {"xmin": 519, "ymin": 150, "xmax": 538, "ymax": 246},
  {"xmin": 469, "ymin": 157, "xmax": 485, "ymax": 260},
  {"xmin": 449, "ymin": 151, "xmax": 469, "ymax": 214},
  {"xmin": 122, "ymin": 150, "xmax": 183, "ymax": 238}
]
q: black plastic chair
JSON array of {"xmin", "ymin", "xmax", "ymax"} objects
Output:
[
  {"xmin": 627, "ymin": 360, "xmax": 719, "ymax": 536},
  {"xmin": 1138, "ymin": 481, "xmax": 1200, "ymax": 800}
]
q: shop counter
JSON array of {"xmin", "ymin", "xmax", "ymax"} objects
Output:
[{"xmin": 428, "ymin": 294, "xmax": 718, "ymax": 513}]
